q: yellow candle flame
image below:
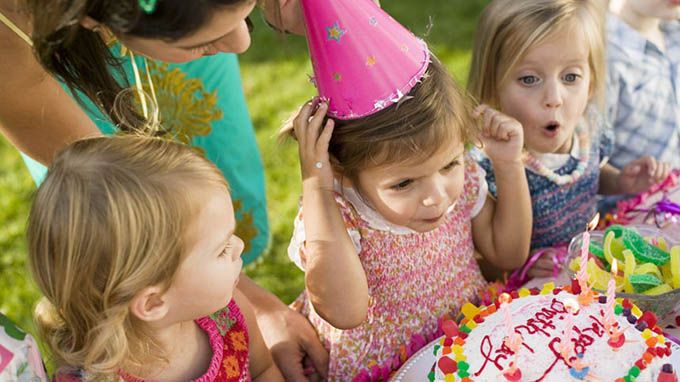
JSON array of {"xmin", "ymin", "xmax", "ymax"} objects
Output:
[
  {"xmin": 612, "ymin": 259, "xmax": 618, "ymax": 276},
  {"xmin": 499, "ymin": 293, "xmax": 511, "ymax": 305},
  {"xmin": 587, "ymin": 213, "xmax": 600, "ymax": 231}
]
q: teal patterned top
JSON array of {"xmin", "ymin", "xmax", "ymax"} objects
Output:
[{"xmin": 21, "ymin": 52, "xmax": 268, "ymax": 264}]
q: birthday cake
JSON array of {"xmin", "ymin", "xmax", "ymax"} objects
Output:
[{"xmin": 430, "ymin": 283, "xmax": 676, "ymax": 382}]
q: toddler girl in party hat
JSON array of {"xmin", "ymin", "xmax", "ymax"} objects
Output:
[
  {"xmin": 284, "ymin": 0, "xmax": 532, "ymax": 379},
  {"xmin": 468, "ymin": 0, "xmax": 671, "ymax": 283},
  {"xmin": 27, "ymin": 136, "xmax": 283, "ymax": 381}
]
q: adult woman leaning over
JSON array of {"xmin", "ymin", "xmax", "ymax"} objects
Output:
[{"xmin": 0, "ymin": 0, "xmax": 327, "ymax": 380}]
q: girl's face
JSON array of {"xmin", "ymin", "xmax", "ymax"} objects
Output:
[
  {"xmin": 116, "ymin": 1, "xmax": 256, "ymax": 63},
  {"xmin": 164, "ymin": 186, "xmax": 244, "ymax": 320},
  {"xmin": 354, "ymin": 138, "xmax": 466, "ymax": 233},
  {"xmin": 497, "ymin": 30, "xmax": 591, "ymax": 155}
]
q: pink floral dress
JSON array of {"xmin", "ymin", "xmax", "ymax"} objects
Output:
[
  {"xmin": 288, "ymin": 156, "xmax": 490, "ymax": 381},
  {"xmin": 55, "ymin": 300, "xmax": 250, "ymax": 382}
]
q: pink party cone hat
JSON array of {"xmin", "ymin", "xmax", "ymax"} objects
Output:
[{"xmin": 301, "ymin": 0, "xmax": 430, "ymax": 120}]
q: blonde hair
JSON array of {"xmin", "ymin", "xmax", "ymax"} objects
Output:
[
  {"xmin": 468, "ymin": 0, "xmax": 606, "ymax": 109},
  {"xmin": 282, "ymin": 56, "xmax": 479, "ymax": 184},
  {"xmin": 27, "ymin": 135, "xmax": 227, "ymax": 379}
]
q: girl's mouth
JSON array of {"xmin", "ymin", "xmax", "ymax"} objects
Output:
[
  {"xmin": 542, "ymin": 121, "xmax": 561, "ymax": 137},
  {"xmin": 422, "ymin": 212, "xmax": 445, "ymax": 224}
]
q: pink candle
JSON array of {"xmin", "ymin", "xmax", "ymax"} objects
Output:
[
  {"xmin": 605, "ymin": 260, "xmax": 618, "ymax": 330},
  {"xmin": 577, "ymin": 232, "xmax": 590, "ymax": 287},
  {"xmin": 561, "ymin": 299, "xmax": 579, "ymax": 361},
  {"xmin": 499, "ymin": 293, "xmax": 513, "ymax": 339}
]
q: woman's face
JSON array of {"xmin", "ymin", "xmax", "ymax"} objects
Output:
[{"xmin": 115, "ymin": 1, "xmax": 256, "ymax": 63}]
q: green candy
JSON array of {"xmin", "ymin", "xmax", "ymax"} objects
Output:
[
  {"xmin": 460, "ymin": 325, "xmax": 471, "ymax": 334},
  {"xmin": 605, "ymin": 224, "xmax": 626, "ymax": 239},
  {"xmin": 622, "ymin": 229, "xmax": 669, "ymax": 265},
  {"xmin": 428, "ymin": 371, "xmax": 435, "ymax": 382},
  {"xmin": 629, "ymin": 274, "xmax": 663, "ymax": 293},
  {"xmin": 433, "ymin": 344, "xmax": 440, "ymax": 356},
  {"xmin": 646, "ymin": 244, "xmax": 671, "ymax": 266},
  {"xmin": 458, "ymin": 371, "xmax": 470, "ymax": 378},
  {"xmin": 458, "ymin": 361, "xmax": 469, "ymax": 371},
  {"xmin": 615, "ymin": 305, "xmax": 624, "ymax": 315},
  {"xmin": 629, "ymin": 366, "xmax": 641, "ymax": 377},
  {"xmin": 589, "ymin": 241, "xmax": 606, "ymax": 260}
]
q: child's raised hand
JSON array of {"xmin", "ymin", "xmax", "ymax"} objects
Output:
[
  {"xmin": 617, "ymin": 156, "xmax": 671, "ymax": 194},
  {"xmin": 473, "ymin": 104, "xmax": 524, "ymax": 164},
  {"xmin": 526, "ymin": 247, "xmax": 563, "ymax": 278},
  {"xmin": 293, "ymin": 100, "xmax": 336, "ymax": 190}
]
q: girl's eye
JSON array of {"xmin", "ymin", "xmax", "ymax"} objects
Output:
[
  {"xmin": 391, "ymin": 179, "xmax": 413, "ymax": 190},
  {"xmin": 442, "ymin": 160, "xmax": 461, "ymax": 172},
  {"xmin": 563, "ymin": 73, "xmax": 581, "ymax": 83},
  {"xmin": 219, "ymin": 244, "xmax": 232, "ymax": 258},
  {"xmin": 190, "ymin": 43, "xmax": 212, "ymax": 54},
  {"xmin": 519, "ymin": 75, "xmax": 539, "ymax": 86}
]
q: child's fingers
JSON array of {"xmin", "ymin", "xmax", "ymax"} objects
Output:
[
  {"xmin": 498, "ymin": 123, "xmax": 514, "ymax": 141},
  {"xmin": 316, "ymin": 119, "xmax": 335, "ymax": 153},
  {"xmin": 642, "ymin": 156, "xmax": 657, "ymax": 176},
  {"xmin": 307, "ymin": 102, "xmax": 328, "ymax": 144},
  {"xmin": 473, "ymin": 104, "xmax": 489, "ymax": 119},
  {"xmin": 528, "ymin": 267, "xmax": 555, "ymax": 278},
  {"xmin": 294, "ymin": 101, "xmax": 315, "ymax": 144},
  {"xmin": 483, "ymin": 108, "xmax": 496, "ymax": 133},
  {"xmin": 655, "ymin": 161, "xmax": 670, "ymax": 182}
]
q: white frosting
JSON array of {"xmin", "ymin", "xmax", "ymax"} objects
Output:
[{"xmin": 434, "ymin": 292, "xmax": 670, "ymax": 381}]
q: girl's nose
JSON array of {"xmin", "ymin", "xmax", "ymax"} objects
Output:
[
  {"xmin": 213, "ymin": 20, "xmax": 252, "ymax": 54},
  {"xmin": 422, "ymin": 181, "xmax": 447, "ymax": 207},
  {"xmin": 543, "ymin": 81, "xmax": 563, "ymax": 109}
]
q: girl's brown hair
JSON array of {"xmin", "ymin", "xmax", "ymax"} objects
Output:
[
  {"xmin": 27, "ymin": 0, "xmax": 256, "ymax": 131},
  {"xmin": 27, "ymin": 135, "xmax": 226, "ymax": 378},
  {"xmin": 467, "ymin": 0, "xmax": 606, "ymax": 109},
  {"xmin": 327, "ymin": 56, "xmax": 478, "ymax": 183}
]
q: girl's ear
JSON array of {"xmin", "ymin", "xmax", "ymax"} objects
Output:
[
  {"xmin": 129, "ymin": 285, "xmax": 169, "ymax": 322},
  {"xmin": 79, "ymin": 16, "xmax": 101, "ymax": 31}
]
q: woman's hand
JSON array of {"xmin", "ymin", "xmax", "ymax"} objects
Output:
[
  {"xmin": 473, "ymin": 104, "xmax": 524, "ymax": 165},
  {"xmin": 238, "ymin": 276, "xmax": 328, "ymax": 381},
  {"xmin": 257, "ymin": 304, "xmax": 329, "ymax": 381}
]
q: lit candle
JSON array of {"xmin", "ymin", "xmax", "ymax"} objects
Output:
[
  {"xmin": 577, "ymin": 232, "xmax": 590, "ymax": 288},
  {"xmin": 499, "ymin": 293, "xmax": 513, "ymax": 340},
  {"xmin": 605, "ymin": 260, "xmax": 618, "ymax": 330},
  {"xmin": 561, "ymin": 299, "xmax": 579, "ymax": 362}
]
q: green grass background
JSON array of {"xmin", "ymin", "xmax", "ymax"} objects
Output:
[{"xmin": 0, "ymin": 0, "xmax": 487, "ymax": 340}]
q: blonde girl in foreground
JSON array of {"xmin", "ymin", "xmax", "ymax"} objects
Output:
[{"xmin": 28, "ymin": 136, "xmax": 283, "ymax": 381}]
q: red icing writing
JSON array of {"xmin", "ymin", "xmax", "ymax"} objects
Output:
[{"xmin": 474, "ymin": 299, "xmax": 608, "ymax": 381}]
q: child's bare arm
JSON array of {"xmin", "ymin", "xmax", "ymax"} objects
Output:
[
  {"xmin": 471, "ymin": 105, "xmax": 532, "ymax": 270},
  {"xmin": 233, "ymin": 290, "xmax": 285, "ymax": 381},
  {"xmin": 293, "ymin": 101, "xmax": 368, "ymax": 329}
]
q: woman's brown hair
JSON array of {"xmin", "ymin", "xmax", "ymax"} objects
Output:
[{"xmin": 27, "ymin": 0, "xmax": 256, "ymax": 131}]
